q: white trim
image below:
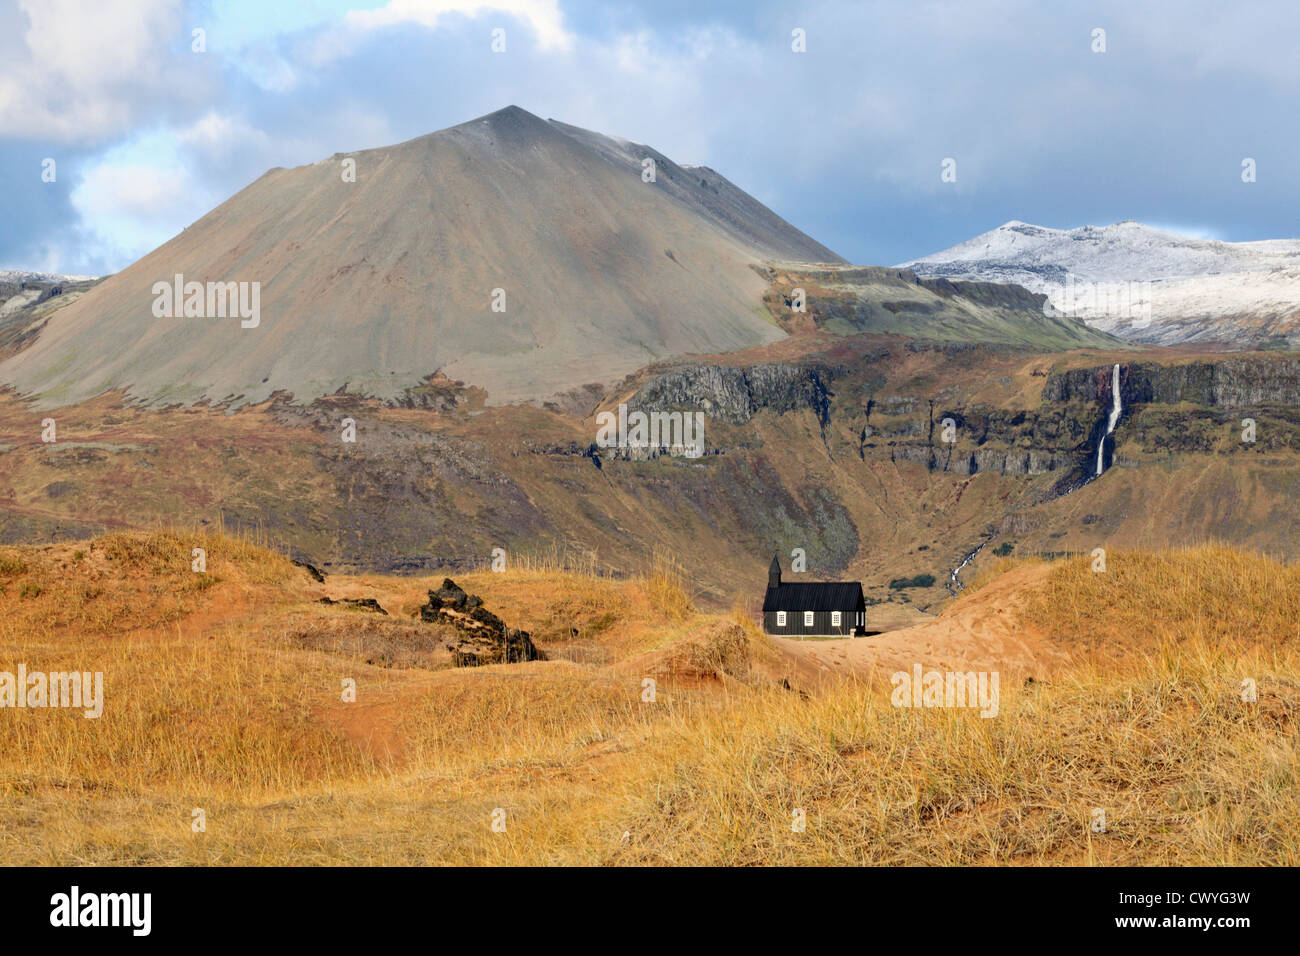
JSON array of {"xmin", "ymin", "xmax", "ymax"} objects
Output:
[
  {"xmin": 776, "ymin": 611, "xmax": 787, "ymax": 627},
  {"xmin": 803, "ymin": 611, "xmax": 814, "ymax": 628}
]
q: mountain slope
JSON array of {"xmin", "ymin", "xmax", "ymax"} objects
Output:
[
  {"xmin": 548, "ymin": 119, "xmax": 843, "ymax": 264},
  {"xmin": 900, "ymin": 220, "xmax": 1300, "ymax": 346},
  {"xmin": 763, "ymin": 266, "xmax": 1122, "ymax": 350},
  {"xmin": 0, "ymin": 106, "xmax": 842, "ymax": 409}
]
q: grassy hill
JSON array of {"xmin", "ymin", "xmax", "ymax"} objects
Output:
[
  {"xmin": 0, "ymin": 532, "xmax": 1294, "ymax": 865},
  {"xmin": 762, "ymin": 266, "xmax": 1124, "ymax": 350}
]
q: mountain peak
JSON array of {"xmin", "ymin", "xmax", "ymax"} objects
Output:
[
  {"xmin": 0, "ymin": 108, "xmax": 842, "ymax": 409},
  {"xmin": 475, "ymin": 104, "xmax": 544, "ymax": 125},
  {"xmin": 449, "ymin": 104, "xmax": 556, "ymax": 141}
]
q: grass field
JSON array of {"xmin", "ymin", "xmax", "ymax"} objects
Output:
[{"xmin": 0, "ymin": 532, "xmax": 1294, "ymax": 865}]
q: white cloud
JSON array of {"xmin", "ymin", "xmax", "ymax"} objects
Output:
[
  {"xmin": 67, "ymin": 129, "xmax": 225, "ymax": 269},
  {"xmin": 73, "ymin": 159, "xmax": 199, "ymax": 228},
  {"xmin": 177, "ymin": 111, "xmax": 275, "ymax": 166},
  {"xmin": 0, "ymin": 0, "xmax": 198, "ymax": 142},
  {"xmin": 345, "ymin": 0, "xmax": 574, "ymax": 52}
]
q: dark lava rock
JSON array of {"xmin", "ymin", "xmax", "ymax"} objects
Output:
[
  {"xmin": 318, "ymin": 596, "xmax": 388, "ymax": 615},
  {"xmin": 421, "ymin": 578, "xmax": 483, "ymax": 614},
  {"xmin": 293, "ymin": 559, "xmax": 326, "ymax": 583},
  {"xmin": 419, "ymin": 578, "xmax": 540, "ymax": 667}
]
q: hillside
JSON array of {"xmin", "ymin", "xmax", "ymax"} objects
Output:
[
  {"xmin": 762, "ymin": 265, "xmax": 1120, "ymax": 350},
  {"xmin": 901, "ymin": 220, "xmax": 1300, "ymax": 346},
  {"xmin": 5, "ymin": 336, "xmax": 1300, "ymax": 617},
  {"xmin": 0, "ymin": 107, "xmax": 844, "ymax": 410},
  {"xmin": 0, "ymin": 531, "xmax": 1293, "ymax": 865}
]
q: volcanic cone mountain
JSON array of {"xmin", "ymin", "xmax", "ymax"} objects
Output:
[{"xmin": 0, "ymin": 106, "xmax": 844, "ymax": 409}]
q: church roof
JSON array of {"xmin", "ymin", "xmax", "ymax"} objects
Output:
[{"xmin": 762, "ymin": 581, "xmax": 864, "ymax": 613}]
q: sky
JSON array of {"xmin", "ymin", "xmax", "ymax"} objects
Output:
[{"xmin": 3, "ymin": 0, "xmax": 1299, "ymax": 276}]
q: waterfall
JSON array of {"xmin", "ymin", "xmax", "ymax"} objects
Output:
[
  {"xmin": 1095, "ymin": 363, "xmax": 1122, "ymax": 476},
  {"xmin": 947, "ymin": 539, "xmax": 990, "ymax": 594}
]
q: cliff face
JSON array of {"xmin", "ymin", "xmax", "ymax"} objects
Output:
[
  {"xmin": 627, "ymin": 351, "xmax": 1300, "ymax": 487},
  {"xmin": 886, "ymin": 444, "xmax": 1076, "ymax": 477},
  {"xmin": 1045, "ymin": 359, "xmax": 1300, "ymax": 407},
  {"xmin": 630, "ymin": 354, "xmax": 1098, "ymax": 479},
  {"xmin": 634, "ymin": 363, "xmax": 833, "ymax": 426}
]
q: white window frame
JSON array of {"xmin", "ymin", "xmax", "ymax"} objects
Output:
[
  {"xmin": 804, "ymin": 611, "xmax": 814, "ymax": 628},
  {"xmin": 776, "ymin": 611, "xmax": 787, "ymax": 627},
  {"xmin": 831, "ymin": 611, "xmax": 842, "ymax": 628}
]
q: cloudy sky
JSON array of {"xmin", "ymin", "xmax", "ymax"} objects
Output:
[{"xmin": 3, "ymin": 0, "xmax": 1298, "ymax": 276}]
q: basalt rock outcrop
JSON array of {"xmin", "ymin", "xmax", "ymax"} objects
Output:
[
  {"xmin": 888, "ymin": 443, "xmax": 1075, "ymax": 476},
  {"xmin": 419, "ymin": 578, "xmax": 541, "ymax": 666},
  {"xmin": 879, "ymin": 355, "xmax": 1300, "ymax": 481},
  {"xmin": 1045, "ymin": 359, "xmax": 1300, "ymax": 407},
  {"xmin": 633, "ymin": 363, "xmax": 833, "ymax": 426}
]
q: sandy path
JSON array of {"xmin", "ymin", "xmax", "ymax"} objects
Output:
[{"xmin": 774, "ymin": 565, "xmax": 1067, "ymax": 681}]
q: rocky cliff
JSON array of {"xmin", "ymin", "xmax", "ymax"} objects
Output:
[
  {"xmin": 633, "ymin": 363, "xmax": 833, "ymax": 426},
  {"xmin": 1045, "ymin": 358, "xmax": 1300, "ymax": 407},
  {"xmin": 628, "ymin": 349, "xmax": 1300, "ymax": 488}
]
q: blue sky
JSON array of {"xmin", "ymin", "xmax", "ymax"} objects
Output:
[{"xmin": 3, "ymin": 0, "xmax": 1298, "ymax": 275}]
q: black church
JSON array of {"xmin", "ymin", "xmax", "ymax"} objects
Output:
[{"xmin": 761, "ymin": 554, "xmax": 866, "ymax": 637}]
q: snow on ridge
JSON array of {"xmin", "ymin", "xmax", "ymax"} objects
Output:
[
  {"xmin": 900, "ymin": 219, "xmax": 1300, "ymax": 284},
  {"xmin": 898, "ymin": 220, "xmax": 1300, "ymax": 343},
  {"xmin": 0, "ymin": 269, "xmax": 98, "ymax": 284}
]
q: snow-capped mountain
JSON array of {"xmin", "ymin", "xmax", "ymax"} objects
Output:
[
  {"xmin": 0, "ymin": 270, "xmax": 98, "ymax": 319},
  {"xmin": 899, "ymin": 221, "xmax": 1300, "ymax": 347}
]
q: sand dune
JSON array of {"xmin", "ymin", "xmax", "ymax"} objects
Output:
[{"xmin": 776, "ymin": 564, "xmax": 1068, "ymax": 680}]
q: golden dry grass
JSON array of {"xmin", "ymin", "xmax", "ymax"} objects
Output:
[
  {"xmin": 1027, "ymin": 543, "xmax": 1300, "ymax": 657},
  {"xmin": 0, "ymin": 534, "xmax": 1294, "ymax": 865}
]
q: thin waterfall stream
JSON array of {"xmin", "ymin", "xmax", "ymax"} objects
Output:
[
  {"xmin": 1095, "ymin": 363, "xmax": 1122, "ymax": 476},
  {"xmin": 948, "ymin": 363, "xmax": 1123, "ymax": 593}
]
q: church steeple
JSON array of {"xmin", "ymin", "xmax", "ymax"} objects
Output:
[{"xmin": 768, "ymin": 553, "xmax": 782, "ymax": 588}]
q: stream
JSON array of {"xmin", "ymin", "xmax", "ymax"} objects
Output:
[
  {"xmin": 1095, "ymin": 362, "xmax": 1123, "ymax": 476},
  {"xmin": 946, "ymin": 363, "xmax": 1123, "ymax": 594},
  {"xmin": 947, "ymin": 538, "xmax": 991, "ymax": 594}
]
